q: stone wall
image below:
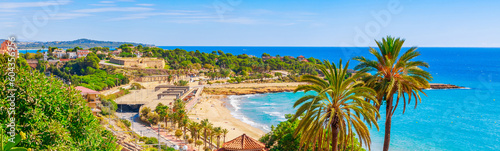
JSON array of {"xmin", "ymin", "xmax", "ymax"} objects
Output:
[
  {"xmin": 135, "ymin": 75, "xmax": 172, "ymax": 82},
  {"xmin": 109, "ymin": 57, "xmax": 165, "ymax": 69}
]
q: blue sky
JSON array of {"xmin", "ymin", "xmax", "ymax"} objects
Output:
[{"xmin": 0, "ymin": 0, "xmax": 499, "ymax": 47}]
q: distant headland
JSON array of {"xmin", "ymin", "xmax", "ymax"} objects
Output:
[{"xmin": 2, "ymin": 38, "xmax": 154, "ymax": 49}]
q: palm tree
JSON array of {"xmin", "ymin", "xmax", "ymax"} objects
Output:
[
  {"xmin": 207, "ymin": 124, "xmax": 214, "ymax": 149},
  {"xmin": 181, "ymin": 118, "xmax": 189, "ymax": 141},
  {"xmin": 222, "ymin": 128, "xmax": 228, "ymax": 143},
  {"xmin": 200, "ymin": 119, "xmax": 209, "ymax": 148},
  {"xmin": 190, "ymin": 122, "xmax": 200, "ymax": 142},
  {"xmin": 214, "ymin": 127, "xmax": 222, "ymax": 148},
  {"xmin": 293, "ymin": 60, "xmax": 380, "ymax": 151},
  {"xmin": 353, "ymin": 36, "xmax": 432, "ymax": 151}
]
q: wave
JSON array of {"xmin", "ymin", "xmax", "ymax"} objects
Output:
[
  {"xmin": 263, "ymin": 111, "xmax": 287, "ymax": 121},
  {"xmin": 230, "ymin": 112, "xmax": 272, "ymax": 132}
]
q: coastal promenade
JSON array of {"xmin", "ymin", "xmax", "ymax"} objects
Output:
[{"xmin": 116, "ymin": 113, "xmax": 195, "ymax": 150}]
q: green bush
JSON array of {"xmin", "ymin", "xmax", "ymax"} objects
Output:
[
  {"xmin": 120, "ymin": 119, "xmax": 131, "ymax": 128},
  {"xmin": 0, "ymin": 54, "xmax": 119, "ymax": 150}
]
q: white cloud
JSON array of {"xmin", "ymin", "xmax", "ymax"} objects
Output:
[
  {"xmin": 109, "ymin": 11, "xmax": 208, "ymax": 21},
  {"xmin": 136, "ymin": 4, "xmax": 154, "ymax": 7},
  {"xmin": 74, "ymin": 7, "xmax": 154, "ymax": 13},
  {"xmin": 51, "ymin": 13, "xmax": 91, "ymax": 20},
  {"xmin": 216, "ymin": 17, "xmax": 258, "ymax": 24},
  {"xmin": 89, "ymin": 3, "xmax": 116, "ymax": 7},
  {"xmin": 0, "ymin": 22, "xmax": 17, "ymax": 28},
  {"xmin": 99, "ymin": 1, "xmax": 115, "ymax": 4},
  {"xmin": 0, "ymin": 0, "xmax": 71, "ymax": 9}
]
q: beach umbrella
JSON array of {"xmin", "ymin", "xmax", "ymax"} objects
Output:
[
  {"xmin": 183, "ymin": 145, "xmax": 188, "ymax": 151},
  {"xmin": 174, "ymin": 145, "xmax": 179, "ymax": 150}
]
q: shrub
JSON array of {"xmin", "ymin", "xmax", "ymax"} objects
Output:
[
  {"xmin": 0, "ymin": 54, "xmax": 119, "ymax": 150},
  {"xmin": 120, "ymin": 119, "xmax": 131, "ymax": 128}
]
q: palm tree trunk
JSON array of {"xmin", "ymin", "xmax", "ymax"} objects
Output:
[
  {"xmin": 383, "ymin": 96, "xmax": 393, "ymax": 151},
  {"xmin": 204, "ymin": 130, "xmax": 207, "ymax": 147},
  {"xmin": 332, "ymin": 124, "xmax": 339, "ymax": 151}
]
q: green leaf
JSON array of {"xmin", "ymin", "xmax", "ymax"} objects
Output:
[
  {"xmin": 3, "ymin": 135, "xmax": 21, "ymax": 151},
  {"xmin": 8, "ymin": 147, "xmax": 28, "ymax": 151}
]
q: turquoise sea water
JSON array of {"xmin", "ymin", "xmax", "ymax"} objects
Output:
[{"xmin": 158, "ymin": 46, "xmax": 500, "ymax": 151}]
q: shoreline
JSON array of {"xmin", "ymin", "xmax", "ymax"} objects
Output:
[
  {"xmin": 203, "ymin": 82, "xmax": 305, "ymax": 95},
  {"xmin": 188, "ymin": 82, "xmax": 304, "ymax": 140},
  {"xmin": 188, "ymin": 94, "xmax": 266, "ymax": 140}
]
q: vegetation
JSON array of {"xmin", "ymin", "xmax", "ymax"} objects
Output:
[
  {"xmin": 174, "ymin": 80, "xmax": 189, "ymax": 86},
  {"xmin": 0, "ymin": 54, "xmax": 119, "ymax": 150},
  {"xmin": 292, "ymin": 60, "xmax": 379, "ymax": 151},
  {"xmin": 46, "ymin": 53, "xmax": 129, "ymax": 90},
  {"xmin": 353, "ymin": 36, "xmax": 432, "ymax": 151},
  {"xmin": 260, "ymin": 114, "xmax": 301, "ymax": 151}
]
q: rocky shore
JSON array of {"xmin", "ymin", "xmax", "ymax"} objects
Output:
[
  {"xmin": 429, "ymin": 83, "xmax": 465, "ymax": 89},
  {"xmin": 203, "ymin": 86, "xmax": 296, "ymax": 95},
  {"xmin": 203, "ymin": 82, "xmax": 464, "ymax": 95}
]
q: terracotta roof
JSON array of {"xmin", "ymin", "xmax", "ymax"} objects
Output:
[
  {"xmin": 74, "ymin": 86, "xmax": 100, "ymax": 95},
  {"xmin": 297, "ymin": 55, "xmax": 305, "ymax": 58},
  {"xmin": 217, "ymin": 134, "xmax": 267, "ymax": 151}
]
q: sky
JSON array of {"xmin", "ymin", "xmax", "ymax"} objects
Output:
[{"xmin": 0, "ymin": 0, "xmax": 499, "ymax": 47}]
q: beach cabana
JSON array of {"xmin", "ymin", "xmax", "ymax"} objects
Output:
[{"xmin": 216, "ymin": 134, "xmax": 268, "ymax": 151}]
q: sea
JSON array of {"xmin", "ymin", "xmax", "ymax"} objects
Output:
[
  {"xmin": 23, "ymin": 46, "xmax": 499, "ymax": 150},
  {"xmin": 157, "ymin": 46, "xmax": 500, "ymax": 151}
]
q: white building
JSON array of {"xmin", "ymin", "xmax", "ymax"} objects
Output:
[{"xmin": 67, "ymin": 52, "xmax": 77, "ymax": 59}]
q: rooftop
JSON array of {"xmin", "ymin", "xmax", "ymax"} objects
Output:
[
  {"xmin": 74, "ymin": 86, "xmax": 100, "ymax": 95},
  {"xmin": 217, "ymin": 134, "xmax": 267, "ymax": 151}
]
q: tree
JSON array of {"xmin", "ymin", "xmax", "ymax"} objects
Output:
[
  {"xmin": 195, "ymin": 140, "xmax": 203, "ymax": 151},
  {"xmin": 353, "ymin": 36, "xmax": 432, "ymax": 151},
  {"xmin": 274, "ymin": 72, "xmax": 282, "ymax": 78},
  {"xmin": 260, "ymin": 114, "xmax": 301, "ymax": 151},
  {"xmin": 292, "ymin": 60, "xmax": 379, "ymax": 151},
  {"xmin": 141, "ymin": 107, "xmax": 152, "ymax": 117},
  {"xmin": 200, "ymin": 119, "xmax": 210, "ymax": 148},
  {"xmin": 147, "ymin": 112, "xmax": 160, "ymax": 125},
  {"xmin": 190, "ymin": 122, "xmax": 200, "ymax": 142},
  {"xmin": 222, "ymin": 129, "xmax": 228, "ymax": 144},
  {"xmin": 175, "ymin": 129, "xmax": 183, "ymax": 140},
  {"xmin": 213, "ymin": 127, "xmax": 222, "ymax": 148}
]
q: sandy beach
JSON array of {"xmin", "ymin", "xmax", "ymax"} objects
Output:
[{"xmin": 188, "ymin": 94, "xmax": 265, "ymax": 140}]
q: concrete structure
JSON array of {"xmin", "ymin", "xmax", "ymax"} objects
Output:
[
  {"xmin": 74, "ymin": 86, "xmax": 102, "ymax": 116},
  {"xmin": 109, "ymin": 57, "xmax": 165, "ymax": 69},
  {"xmin": 154, "ymin": 85, "xmax": 189, "ymax": 91}
]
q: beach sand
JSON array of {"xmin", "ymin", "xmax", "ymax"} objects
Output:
[{"xmin": 188, "ymin": 94, "xmax": 265, "ymax": 141}]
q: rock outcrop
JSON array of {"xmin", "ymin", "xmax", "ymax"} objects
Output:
[{"xmin": 429, "ymin": 83, "xmax": 465, "ymax": 89}]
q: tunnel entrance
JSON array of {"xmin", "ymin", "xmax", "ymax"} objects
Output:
[{"xmin": 116, "ymin": 104, "xmax": 144, "ymax": 112}]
